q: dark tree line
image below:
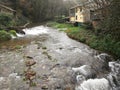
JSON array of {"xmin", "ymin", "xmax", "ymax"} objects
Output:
[{"xmin": 1, "ymin": 0, "xmax": 74, "ymax": 22}]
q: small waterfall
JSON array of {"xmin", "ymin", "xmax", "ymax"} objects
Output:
[
  {"xmin": 76, "ymin": 78, "xmax": 110, "ymax": 90},
  {"xmin": 107, "ymin": 60, "xmax": 120, "ymax": 90},
  {"xmin": 72, "ymin": 65, "xmax": 96, "ymax": 79},
  {"xmin": 12, "ymin": 26, "xmax": 49, "ymax": 39},
  {"xmin": 23, "ymin": 26, "xmax": 48, "ymax": 35},
  {"xmin": 73, "ymin": 53, "xmax": 120, "ymax": 90}
]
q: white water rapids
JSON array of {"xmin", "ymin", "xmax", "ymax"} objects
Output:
[
  {"xmin": 73, "ymin": 54, "xmax": 120, "ymax": 90},
  {"xmin": 20, "ymin": 26, "xmax": 120, "ymax": 90},
  {"xmin": 12, "ymin": 26, "xmax": 49, "ymax": 38}
]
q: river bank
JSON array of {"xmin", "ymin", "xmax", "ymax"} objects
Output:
[{"xmin": 47, "ymin": 22, "xmax": 120, "ymax": 59}]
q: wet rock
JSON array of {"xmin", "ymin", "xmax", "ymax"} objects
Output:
[
  {"xmin": 93, "ymin": 53, "xmax": 114, "ymax": 72},
  {"xmin": 41, "ymin": 84, "xmax": 48, "ymax": 90},
  {"xmin": 64, "ymin": 87, "xmax": 71, "ymax": 90},
  {"xmin": 76, "ymin": 75, "xmax": 86, "ymax": 84},
  {"xmin": 37, "ymin": 47, "xmax": 40, "ymax": 49},
  {"xmin": 17, "ymin": 30, "xmax": 26, "ymax": 35},
  {"xmin": 25, "ymin": 60, "xmax": 36, "ymax": 67},
  {"xmin": 59, "ymin": 47, "xmax": 63, "ymax": 50},
  {"xmin": 96, "ymin": 53, "xmax": 114, "ymax": 62},
  {"xmin": 53, "ymin": 84, "xmax": 63, "ymax": 90},
  {"xmin": 50, "ymin": 64, "xmax": 60, "ymax": 70},
  {"xmin": 25, "ymin": 69, "xmax": 36, "ymax": 80},
  {"xmin": 42, "ymin": 46, "xmax": 47, "ymax": 50},
  {"xmin": 41, "ymin": 74, "xmax": 49, "ymax": 81},
  {"xmin": 26, "ymin": 56, "xmax": 34, "ymax": 59},
  {"xmin": 72, "ymin": 65, "xmax": 96, "ymax": 79},
  {"xmin": 107, "ymin": 61, "xmax": 120, "ymax": 90}
]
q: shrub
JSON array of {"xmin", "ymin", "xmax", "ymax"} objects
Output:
[
  {"xmin": 89, "ymin": 40, "xmax": 99, "ymax": 49},
  {"xmin": 82, "ymin": 22, "xmax": 93, "ymax": 29},
  {"xmin": 80, "ymin": 37, "xmax": 86, "ymax": 43},
  {"xmin": 9, "ymin": 30, "xmax": 17, "ymax": 37},
  {"xmin": 15, "ymin": 15, "xmax": 28, "ymax": 26},
  {"xmin": 0, "ymin": 30, "xmax": 11, "ymax": 41},
  {"xmin": 114, "ymin": 42, "xmax": 120, "ymax": 57},
  {"xmin": 0, "ymin": 13, "xmax": 13, "ymax": 27}
]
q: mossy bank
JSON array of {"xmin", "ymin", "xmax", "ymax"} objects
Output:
[{"xmin": 47, "ymin": 22, "xmax": 120, "ymax": 59}]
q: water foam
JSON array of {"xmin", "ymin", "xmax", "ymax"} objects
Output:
[
  {"xmin": 23, "ymin": 26, "xmax": 48, "ymax": 35},
  {"xmin": 12, "ymin": 26, "xmax": 49, "ymax": 39},
  {"xmin": 76, "ymin": 78, "xmax": 110, "ymax": 90}
]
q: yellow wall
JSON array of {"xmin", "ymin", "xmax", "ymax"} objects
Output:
[
  {"xmin": 70, "ymin": 16, "xmax": 75, "ymax": 22},
  {"xmin": 69, "ymin": 6, "xmax": 90, "ymax": 23},
  {"xmin": 75, "ymin": 7, "xmax": 84, "ymax": 22}
]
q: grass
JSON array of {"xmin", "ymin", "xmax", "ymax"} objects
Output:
[{"xmin": 47, "ymin": 22, "xmax": 120, "ymax": 59}]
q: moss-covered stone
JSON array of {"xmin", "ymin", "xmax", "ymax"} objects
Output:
[
  {"xmin": 9, "ymin": 30, "xmax": 17, "ymax": 37},
  {"xmin": 0, "ymin": 30, "xmax": 12, "ymax": 41}
]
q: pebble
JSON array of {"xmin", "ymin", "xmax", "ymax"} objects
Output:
[{"xmin": 41, "ymin": 84, "xmax": 48, "ymax": 90}]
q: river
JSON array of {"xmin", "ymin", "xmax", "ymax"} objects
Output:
[{"xmin": 0, "ymin": 25, "xmax": 120, "ymax": 90}]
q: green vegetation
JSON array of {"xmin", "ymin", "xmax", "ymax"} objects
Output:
[
  {"xmin": 0, "ymin": 12, "xmax": 28, "ymax": 27},
  {"xmin": 9, "ymin": 30, "xmax": 17, "ymax": 37},
  {"xmin": 15, "ymin": 45, "xmax": 21, "ymax": 49},
  {"xmin": 0, "ymin": 13, "xmax": 27, "ymax": 41},
  {"xmin": 0, "ymin": 30, "xmax": 18, "ymax": 42},
  {"xmin": 0, "ymin": 13, "xmax": 13, "ymax": 27},
  {"xmin": 0, "ymin": 30, "xmax": 12, "ymax": 41},
  {"xmin": 101, "ymin": 0, "xmax": 120, "ymax": 41},
  {"xmin": 48, "ymin": 22, "xmax": 120, "ymax": 58}
]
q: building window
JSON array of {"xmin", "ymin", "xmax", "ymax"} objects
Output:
[
  {"xmin": 80, "ymin": 7, "xmax": 82, "ymax": 12},
  {"xmin": 70, "ymin": 9, "xmax": 75, "ymax": 16},
  {"xmin": 76, "ymin": 16, "xmax": 77, "ymax": 20}
]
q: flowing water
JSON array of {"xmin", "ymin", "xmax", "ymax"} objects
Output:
[{"xmin": 0, "ymin": 25, "xmax": 119, "ymax": 90}]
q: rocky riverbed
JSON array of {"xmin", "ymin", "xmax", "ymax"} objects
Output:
[{"xmin": 0, "ymin": 26, "xmax": 119, "ymax": 90}]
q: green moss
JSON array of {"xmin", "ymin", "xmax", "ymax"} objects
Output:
[
  {"xmin": 15, "ymin": 45, "xmax": 21, "ymax": 49},
  {"xmin": 9, "ymin": 30, "xmax": 17, "ymax": 37},
  {"xmin": 0, "ymin": 30, "xmax": 11, "ymax": 41},
  {"xmin": 42, "ymin": 46, "xmax": 47, "ymax": 49}
]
